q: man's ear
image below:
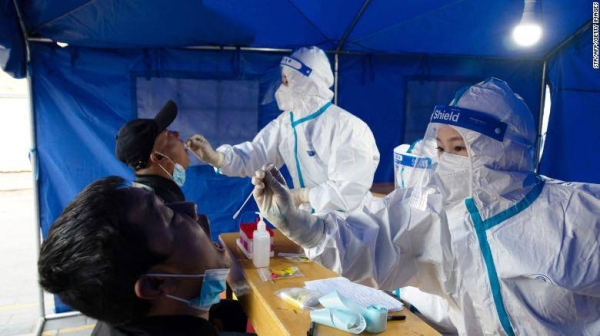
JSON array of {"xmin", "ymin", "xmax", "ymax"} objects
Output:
[
  {"xmin": 149, "ymin": 152, "xmax": 164, "ymax": 164},
  {"xmin": 134, "ymin": 276, "xmax": 176, "ymax": 299}
]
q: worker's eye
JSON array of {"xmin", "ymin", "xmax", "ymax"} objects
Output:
[
  {"xmin": 436, "ymin": 146, "xmax": 445, "ymax": 153},
  {"xmin": 454, "ymin": 146, "xmax": 466, "ymax": 153}
]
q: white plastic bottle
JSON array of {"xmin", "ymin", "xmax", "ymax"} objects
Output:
[{"xmin": 252, "ymin": 212, "xmax": 270, "ymax": 268}]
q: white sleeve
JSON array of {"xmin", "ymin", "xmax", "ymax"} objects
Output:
[
  {"xmin": 309, "ymin": 120, "xmax": 380, "ymax": 212},
  {"xmin": 304, "ymin": 192, "xmax": 428, "ymax": 291},
  {"xmin": 559, "ymin": 188, "xmax": 600, "ymax": 298},
  {"xmin": 538, "ymin": 179, "xmax": 600, "ymax": 297},
  {"xmin": 216, "ymin": 118, "xmax": 285, "ymax": 177}
]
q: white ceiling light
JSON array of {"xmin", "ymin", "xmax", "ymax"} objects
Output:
[
  {"xmin": 513, "ymin": 23, "xmax": 542, "ymax": 46},
  {"xmin": 513, "ymin": 0, "xmax": 542, "ymax": 47}
]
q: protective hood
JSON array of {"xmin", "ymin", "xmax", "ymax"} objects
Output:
[
  {"xmin": 416, "ymin": 77, "xmax": 538, "ymax": 217},
  {"xmin": 275, "ymin": 46, "xmax": 334, "ymax": 116}
]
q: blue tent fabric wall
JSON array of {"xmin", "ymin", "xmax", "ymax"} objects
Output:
[{"xmin": 540, "ymin": 26, "xmax": 600, "ymax": 183}]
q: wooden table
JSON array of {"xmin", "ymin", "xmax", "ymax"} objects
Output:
[
  {"xmin": 220, "ymin": 231, "xmax": 439, "ymax": 336},
  {"xmin": 371, "ymin": 182, "xmax": 395, "ymax": 198}
]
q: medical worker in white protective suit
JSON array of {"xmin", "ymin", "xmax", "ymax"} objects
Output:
[
  {"xmin": 251, "ymin": 77, "xmax": 600, "ymax": 335},
  {"xmin": 187, "ymin": 46, "xmax": 380, "ymax": 213}
]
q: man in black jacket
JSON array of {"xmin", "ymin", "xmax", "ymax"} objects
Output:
[{"xmin": 115, "ymin": 100, "xmax": 210, "ymax": 235}]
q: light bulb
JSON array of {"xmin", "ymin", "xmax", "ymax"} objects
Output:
[{"xmin": 512, "ymin": 23, "xmax": 542, "ymax": 47}]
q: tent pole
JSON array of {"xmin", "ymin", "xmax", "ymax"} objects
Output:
[
  {"xmin": 25, "ymin": 36, "xmax": 548, "ymax": 61},
  {"xmin": 11, "ymin": 0, "xmax": 46, "ymax": 334},
  {"xmin": 543, "ymin": 20, "xmax": 592, "ymax": 62},
  {"xmin": 535, "ymin": 20, "xmax": 592, "ymax": 173},
  {"xmin": 334, "ymin": 53, "xmax": 339, "ymax": 104},
  {"xmin": 333, "ymin": 0, "xmax": 373, "ymax": 105},
  {"xmin": 535, "ymin": 60, "xmax": 547, "ymax": 173},
  {"xmin": 337, "ymin": 0, "xmax": 372, "ymax": 51},
  {"xmin": 186, "ymin": 46, "xmax": 292, "ymax": 53}
]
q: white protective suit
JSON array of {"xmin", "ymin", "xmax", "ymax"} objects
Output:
[
  {"xmin": 217, "ymin": 47, "xmax": 380, "ymax": 213},
  {"xmin": 254, "ymin": 78, "xmax": 600, "ymax": 335}
]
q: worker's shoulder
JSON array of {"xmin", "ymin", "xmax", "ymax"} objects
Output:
[
  {"xmin": 327, "ymin": 105, "xmax": 373, "ymax": 132},
  {"xmin": 541, "ymin": 176, "xmax": 600, "ymax": 199},
  {"xmin": 274, "ymin": 111, "xmax": 292, "ymax": 124},
  {"xmin": 326, "ymin": 104, "xmax": 366, "ymax": 123}
]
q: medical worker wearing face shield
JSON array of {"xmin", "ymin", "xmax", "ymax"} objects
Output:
[
  {"xmin": 252, "ymin": 78, "xmax": 600, "ymax": 335},
  {"xmin": 187, "ymin": 46, "xmax": 380, "ymax": 213}
]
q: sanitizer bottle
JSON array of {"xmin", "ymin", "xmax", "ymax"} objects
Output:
[{"xmin": 252, "ymin": 212, "xmax": 270, "ymax": 268}]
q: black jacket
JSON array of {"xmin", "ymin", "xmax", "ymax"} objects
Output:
[
  {"xmin": 92, "ymin": 316, "xmax": 218, "ymax": 336},
  {"xmin": 134, "ymin": 174, "xmax": 211, "ymax": 236},
  {"xmin": 135, "ymin": 174, "xmax": 185, "ymax": 203}
]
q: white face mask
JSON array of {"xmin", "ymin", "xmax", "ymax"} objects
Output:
[
  {"xmin": 275, "ymin": 84, "xmax": 294, "ymax": 111},
  {"xmin": 434, "ymin": 152, "xmax": 471, "ymax": 205}
]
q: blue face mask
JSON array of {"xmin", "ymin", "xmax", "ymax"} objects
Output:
[
  {"xmin": 171, "ymin": 163, "xmax": 186, "ymax": 187},
  {"xmin": 155, "ymin": 151, "xmax": 187, "ymax": 187},
  {"xmin": 146, "ymin": 268, "xmax": 230, "ymax": 311}
]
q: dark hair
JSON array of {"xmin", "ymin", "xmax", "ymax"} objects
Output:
[{"xmin": 38, "ymin": 176, "xmax": 168, "ymax": 324}]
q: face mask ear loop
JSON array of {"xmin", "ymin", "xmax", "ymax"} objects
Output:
[
  {"xmin": 153, "ymin": 151, "xmax": 176, "ymax": 177},
  {"xmin": 165, "ymin": 294, "xmax": 190, "ymax": 304},
  {"xmin": 154, "ymin": 151, "xmax": 176, "ymax": 166},
  {"xmin": 156, "ymin": 162, "xmax": 174, "ymax": 180},
  {"xmin": 144, "ymin": 273, "xmax": 213, "ymax": 312},
  {"xmin": 145, "ymin": 273, "xmax": 204, "ymax": 304}
]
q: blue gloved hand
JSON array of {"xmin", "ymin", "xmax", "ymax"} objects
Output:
[{"xmin": 252, "ymin": 164, "xmax": 325, "ymax": 248}]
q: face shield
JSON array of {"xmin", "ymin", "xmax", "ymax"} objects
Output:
[
  {"xmin": 395, "ymin": 141, "xmax": 433, "ymax": 190},
  {"xmin": 428, "ymin": 105, "xmax": 508, "ymax": 143},
  {"xmin": 404, "ymin": 105, "xmax": 509, "ymax": 207},
  {"xmin": 260, "ymin": 56, "xmax": 314, "ymax": 107},
  {"xmin": 261, "ymin": 47, "xmax": 334, "ymax": 115},
  {"xmin": 260, "ymin": 66, "xmax": 283, "ymax": 106},
  {"xmin": 396, "ymin": 139, "xmax": 438, "ymax": 211}
]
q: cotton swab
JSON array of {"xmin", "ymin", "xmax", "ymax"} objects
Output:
[
  {"xmin": 184, "ymin": 143, "xmax": 254, "ymax": 219},
  {"xmin": 233, "ymin": 191, "xmax": 254, "ymax": 219},
  {"xmin": 184, "ymin": 144, "xmax": 203, "ymax": 161}
]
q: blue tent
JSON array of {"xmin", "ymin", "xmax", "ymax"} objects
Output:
[{"xmin": 1, "ymin": 0, "xmax": 597, "ymax": 319}]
